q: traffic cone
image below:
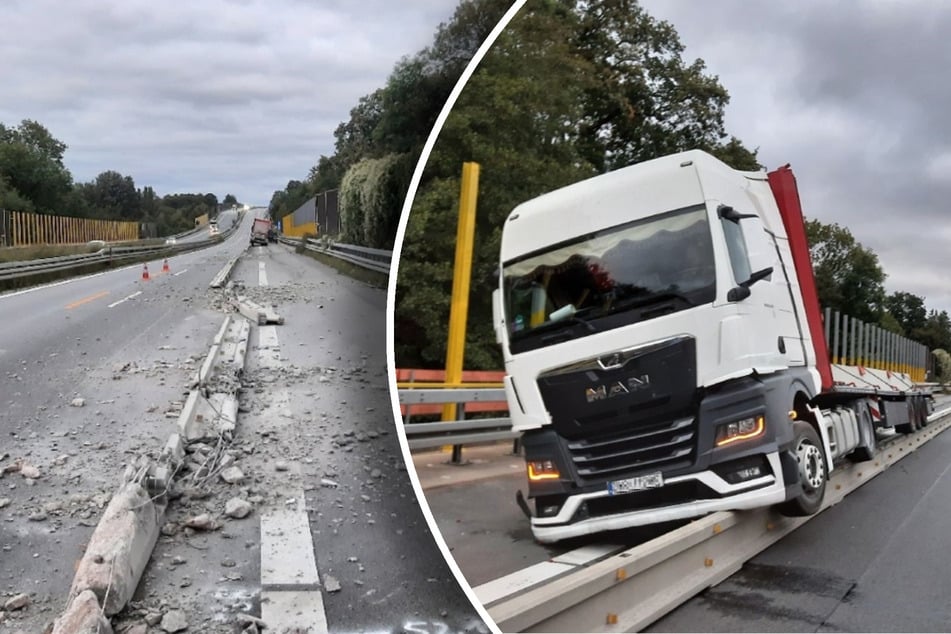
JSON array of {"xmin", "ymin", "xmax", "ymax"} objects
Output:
[
  {"xmin": 142, "ymin": 264, "xmax": 150, "ymax": 281},
  {"xmin": 162, "ymin": 259, "xmax": 170, "ymax": 273}
]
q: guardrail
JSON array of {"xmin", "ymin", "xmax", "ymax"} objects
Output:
[
  {"xmin": 279, "ymin": 235, "xmax": 391, "ymax": 274},
  {"xmin": 398, "ymin": 386, "xmax": 517, "ymax": 463}
]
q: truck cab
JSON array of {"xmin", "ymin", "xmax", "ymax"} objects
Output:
[{"xmin": 495, "ymin": 151, "xmax": 852, "ymax": 542}]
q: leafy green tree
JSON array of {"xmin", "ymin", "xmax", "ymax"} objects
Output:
[
  {"xmin": 0, "ymin": 120, "xmax": 73, "ymax": 213},
  {"xmin": 395, "ymin": 0, "xmax": 760, "ymax": 369},
  {"xmin": 223, "ymin": 193, "xmax": 238, "ymax": 207},
  {"xmin": 932, "ymin": 348, "xmax": 951, "ymax": 383},
  {"xmin": 884, "ymin": 291, "xmax": 927, "ymax": 336},
  {"xmin": 87, "ymin": 171, "xmax": 142, "ymax": 220},
  {"xmin": 805, "ymin": 219, "xmax": 886, "ymax": 325}
]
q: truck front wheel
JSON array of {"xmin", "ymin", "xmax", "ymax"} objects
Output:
[{"xmin": 778, "ymin": 421, "xmax": 827, "ymax": 517}]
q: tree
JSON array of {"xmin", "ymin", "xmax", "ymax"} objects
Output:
[
  {"xmin": 0, "ymin": 120, "xmax": 72, "ymax": 213},
  {"xmin": 572, "ymin": 1, "xmax": 759, "ymax": 172},
  {"xmin": 884, "ymin": 291, "xmax": 927, "ymax": 336},
  {"xmin": 805, "ymin": 219, "xmax": 886, "ymax": 324},
  {"xmin": 394, "ymin": 0, "xmax": 760, "ymax": 369},
  {"xmin": 87, "ymin": 171, "xmax": 141, "ymax": 220},
  {"xmin": 223, "ymin": 193, "xmax": 238, "ymax": 207}
]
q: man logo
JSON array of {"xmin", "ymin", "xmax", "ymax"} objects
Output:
[{"xmin": 585, "ymin": 376, "xmax": 650, "ymax": 403}]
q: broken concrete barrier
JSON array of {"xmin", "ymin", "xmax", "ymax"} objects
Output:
[
  {"xmin": 69, "ymin": 482, "xmax": 164, "ymax": 615},
  {"xmin": 52, "ymin": 590, "xmax": 114, "ymax": 634}
]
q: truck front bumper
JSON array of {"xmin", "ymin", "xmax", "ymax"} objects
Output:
[{"xmin": 529, "ymin": 451, "xmax": 787, "ymax": 543}]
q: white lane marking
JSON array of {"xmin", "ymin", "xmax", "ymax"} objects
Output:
[
  {"xmin": 259, "ymin": 261, "xmax": 268, "ymax": 286},
  {"xmin": 173, "ymin": 269, "xmax": 188, "ymax": 276},
  {"xmin": 260, "ymin": 590, "xmax": 328, "ymax": 634},
  {"xmin": 260, "ymin": 511, "xmax": 320, "ymax": 586},
  {"xmin": 255, "ymin": 326, "xmax": 328, "ymax": 632},
  {"xmin": 258, "ymin": 325, "xmax": 281, "ymax": 368},
  {"xmin": 107, "ymin": 290, "xmax": 142, "ymax": 308}
]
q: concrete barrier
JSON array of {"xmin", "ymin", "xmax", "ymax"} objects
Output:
[
  {"xmin": 52, "ymin": 590, "xmax": 114, "ymax": 634},
  {"xmin": 68, "ymin": 482, "xmax": 164, "ymax": 615}
]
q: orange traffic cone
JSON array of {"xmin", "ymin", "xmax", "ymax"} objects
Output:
[
  {"xmin": 162, "ymin": 259, "xmax": 170, "ymax": 273},
  {"xmin": 142, "ymin": 264, "xmax": 150, "ymax": 281}
]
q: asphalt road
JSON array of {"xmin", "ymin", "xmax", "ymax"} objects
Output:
[
  {"xmin": 649, "ymin": 415, "xmax": 951, "ymax": 632},
  {"xmin": 0, "ymin": 216, "xmax": 485, "ymax": 633}
]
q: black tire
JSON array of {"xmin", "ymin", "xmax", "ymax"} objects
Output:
[
  {"xmin": 778, "ymin": 421, "xmax": 827, "ymax": 517},
  {"xmin": 849, "ymin": 406, "xmax": 876, "ymax": 463}
]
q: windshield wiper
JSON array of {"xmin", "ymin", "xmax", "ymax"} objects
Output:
[
  {"xmin": 512, "ymin": 314, "xmax": 598, "ymax": 341},
  {"xmin": 609, "ymin": 290, "xmax": 693, "ymax": 314}
]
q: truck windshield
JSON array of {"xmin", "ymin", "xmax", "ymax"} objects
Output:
[{"xmin": 503, "ymin": 205, "xmax": 715, "ymax": 353}]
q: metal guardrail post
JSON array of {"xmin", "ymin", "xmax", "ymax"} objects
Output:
[{"xmin": 450, "ymin": 399, "xmax": 466, "ymax": 465}]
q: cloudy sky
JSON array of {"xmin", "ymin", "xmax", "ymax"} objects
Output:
[
  {"xmin": 0, "ymin": 0, "xmax": 458, "ymax": 206},
  {"xmin": 636, "ymin": 1, "xmax": 951, "ymax": 314}
]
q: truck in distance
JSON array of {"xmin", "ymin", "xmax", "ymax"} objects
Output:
[
  {"xmin": 493, "ymin": 150, "xmax": 932, "ymax": 543},
  {"xmin": 250, "ymin": 217, "xmax": 271, "ymax": 246}
]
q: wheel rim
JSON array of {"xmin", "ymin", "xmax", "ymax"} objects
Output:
[{"xmin": 797, "ymin": 440, "xmax": 824, "ymax": 492}]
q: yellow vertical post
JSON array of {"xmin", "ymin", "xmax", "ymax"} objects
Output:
[{"xmin": 441, "ymin": 162, "xmax": 480, "ymax": 422}]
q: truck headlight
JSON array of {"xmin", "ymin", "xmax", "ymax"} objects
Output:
[
  {"xmin": 527, "ymin": 460, "xmax": 560, "ymax": 481},
  {"xmin": 715, "ymin": 415, "xmax": 765, "ymax": 447}
]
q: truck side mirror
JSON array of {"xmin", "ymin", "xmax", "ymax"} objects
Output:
[{"xmin": 727, "ymin": 266, "xmax": 774, "ymax": 302}]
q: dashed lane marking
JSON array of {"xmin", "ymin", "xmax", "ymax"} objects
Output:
[
  {"xmin": 255, "ymin": 326, "xmax": 328, "ymax": 633},
  {"xmin": 259, "ymin": 261, "xmax": 268, "ymax": 287},
  {"xmin": 173, "ymin": 269, "xmax": 188, "ymax": 276},
  {"xmin": 258, "ymin": 326, "xmax": 281, "ymax": 368},
  {"xmin": 107, "ymin": 291, "xmax": 142, "ymax": 308}
]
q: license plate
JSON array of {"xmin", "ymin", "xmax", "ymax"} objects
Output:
[{"xmin": 608, "ymin": 472, "xmax": 664, "ymax": 495}]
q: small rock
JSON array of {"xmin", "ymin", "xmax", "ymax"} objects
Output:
[
  {"xmin": 0, "ymin": 498, "xmax": 10, "ymax": 509},
  {"xmin": 126, "ymin": 624, "xmax": 148, "ymax": 634},
  {"xmin": 274, "ymin": 461, "xmax": 289, "ymax": 472},
  {"xmin": 4, "ymin": 593, "xmax": 30, "ymax": 611},
  {"xmin": 145, "ymin": 612, "xmax": 163, "ymax": 626},
  {"xmin": 221, "ymin": 558, "xmax": 237, "ymax": 568},
  {"xmin": 370, "ymin": 469, "xmax": 383, "ymax": 479},
  {"xmin": 160, "ymin": 522, "xmax": 179, "ymax": 536},
  {"xmin": 71, "ymin": 397, "xmax": 86, "ymax": 407},
  {"xmin": 324, "ymin": 576, "xmax": 341, "ymax": 593},
  {"xmin": 184, "ymin": 514, "xmax": 219, "ymax": 531},
  {"xmin": 160, "ymin": 609, "xmax": 188, "ymax": 632},
  {"xmin": 20, "ymin": 464, "xmax": 40, "ymax": 479},
  {"xmin": 225, "ymin": 497, "xmax": 253, "ymax": 519},
  {"xmin": 320, "ymin": 478, "xmax": 338, "ymax": 488},
  {"xmin": 220, "ymin": 466, "xmax": 245, "ymax": 484},
  {"xmin": 28, "ymin": 511, "xmax": 47, "ymax": 522}
]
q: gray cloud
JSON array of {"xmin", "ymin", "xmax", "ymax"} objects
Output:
[
  {"xmin": 639, "ymin": 0, "xmax": 951, "ymax": 314},
  {"xmin": 0, "ymin": 0, "xmax": 459, "ymax": 204}
]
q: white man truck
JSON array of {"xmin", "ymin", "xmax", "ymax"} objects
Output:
[{"xmin": 494, "ymin": 150, "xmax": 932, "ymax": 543}]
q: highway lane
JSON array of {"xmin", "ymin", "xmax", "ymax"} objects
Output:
[
  {"xmin": 0, "ymin": 217, "xmax": 485, "ymax": 633},
  {"xmin": 232, "ymin": 241, "xmax": 485, "ymax": 632}
]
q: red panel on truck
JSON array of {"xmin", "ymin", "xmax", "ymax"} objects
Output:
[{"xmin": 767, "ymin": 165, "xmax": 833, "ymax": 391}]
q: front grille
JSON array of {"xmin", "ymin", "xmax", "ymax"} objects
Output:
[{"xmin": 566, "ymin": 416, "xmax": 697, "ymax": 480}]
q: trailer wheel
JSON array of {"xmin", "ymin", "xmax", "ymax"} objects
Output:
[{"xmin": 779, "ymin": 422, "xmax": 827, "ymax": 517}]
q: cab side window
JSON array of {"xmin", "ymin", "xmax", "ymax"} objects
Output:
[{"xmin": 721, "ymin": 217, "xmax": 752, "ymax": 284}]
